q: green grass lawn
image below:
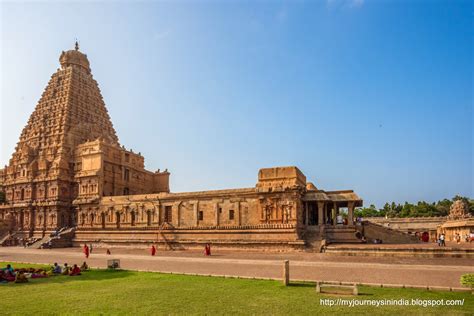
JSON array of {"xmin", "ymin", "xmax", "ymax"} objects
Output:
[{"xmin": 0, "ymin": 262, "xmax": 472, "ymax": 315}]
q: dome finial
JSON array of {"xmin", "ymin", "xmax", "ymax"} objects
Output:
[{"xmin": 75, "ymin": 40, "xmax": 79, "ymax": 51}]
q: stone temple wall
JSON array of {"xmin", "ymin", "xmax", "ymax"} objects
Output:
[{"xmin": 73, "ymin": 181, "xmax": 306, "ymax": 250}]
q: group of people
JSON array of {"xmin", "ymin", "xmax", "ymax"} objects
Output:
[
  {"xmin": 0, "ymin": 261, "xmax": 88, "ymax": 284},
  {"xmin": 453, "ymin": 232, "xmax": 474, "ymax": 244},
  {"xmin": 50, "ymin": 262, "xmax": 88, "ymax": 276},
  {"xmin": 82, "ymin": 243, "xmax": 211, "ymax": 257},
  {"xmin": 83, "ymin": 244, "xmax": 112, "ymax": 257}
]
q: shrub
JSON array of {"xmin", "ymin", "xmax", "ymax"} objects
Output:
[{"xmin": 460, "ymin": 274, "xmax": 474, "ymax": 288}]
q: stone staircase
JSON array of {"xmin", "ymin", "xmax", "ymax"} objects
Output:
[
  {"xmin": 0, "ymin": 233, "xmax": 11, "ymax": 246},
  {"xmin": 0, "ymin": 232, "xmax": 19, "ymax": 246},
  {"xmin": 324, "ymin": 225, "xmax": 363, "ymax": 244},
  {"xmin": 29, "ymin": 227, "xmax": 76, "ymax": 249}
]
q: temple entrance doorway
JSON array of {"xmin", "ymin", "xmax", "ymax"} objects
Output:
[{"xmin": 307, "ymin": 202, "xmax": 319, "ymax": 225}]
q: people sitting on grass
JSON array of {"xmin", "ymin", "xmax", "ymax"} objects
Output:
[
  {"xmin": 0, "ymin": 269, "xmax": 15, "ymax": 282},
  {"xmin": 52, "ymin": 262, "xmax": 62, "ymax": 274},
  {"xmin": 14, "ymin": 271, "xmax": 28, "ymax": 283},
  {"xmin": 0, "ymin": 263, "xmax": 87, "ymax": 283},
  {"xmin": 69, "ymin": 264, "xmax": 81, "ymax": 276},
  {"xmin": 3, "ymin": 264, "xmax": 14, "ymax": 274},
  {"xmin": 62, "ymin": 263, "xmax": 70, "ymax": 275},
  {"xmin": 80, "ymin": 262, "xmax": 89, "ymax": 271}
]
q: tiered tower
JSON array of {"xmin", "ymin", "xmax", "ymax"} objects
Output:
[{"xmin": 0, "ymin": 44, "xmax": 169, "ymax": 237}]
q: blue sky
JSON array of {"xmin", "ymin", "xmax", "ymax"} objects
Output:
[{"xmin": 1, "ymin": 0, "xmax": 472, "ymax": 207}]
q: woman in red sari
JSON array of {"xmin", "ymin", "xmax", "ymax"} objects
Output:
[
  {"xmin": 205, "ymin": 243, "xmax": 211, "ymax": 256},
  {"xmin": 83, "ymin": 244, "xmax": 89, "ymax": 258},
  {"xmin": 150, "ymin": 244, "xmax": 156, "ymax": 256}
]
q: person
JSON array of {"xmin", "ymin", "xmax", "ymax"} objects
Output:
[
  {"xmin": 52, "ymin": 262, "xmax": 62, "ymax": 274},
  {"xmin": 205, "ymin": 243, "xmax": 211, "ymax": 256},
  {"xmin": 3, "ymin": 264, "xmax": 14, "ymax": 274},
  {"xmin": 150, "ymin": 244, "xmax": 156, "ymax": 256},
  {"xmin": 455, "ymin": 233, "xmax": 461, "ymax": 244},
  {"xmin": 83, "ymin": 244, "xmax": 89, "ymax": 258},
  {"xmin": 439, "ymin": 233, "xmax": 446, "ymax": 247},
  {"xmin": 62, "ymin": 263, "xmax": 70, "ymax": 275},
  {"xmin": 69, "ymin": 264, "xmax": 81, "ymax": 276},
  {"xmin": 14, "ymin": 271, "xmax": 28, "ymax": 283},
  {"xmin": 80, "ymin": 262, "xmax": 89, "ymax": 271},
  {"xmin": 1, "ymin": 270, "xmax": 15, "ymax": 282},
  {"xmin": 2, "ymin": 264, "xmax": 15, "ymax": 282},
  {"xmin": 89, "ymin": 243, "xmax": 93, "ymax": 254},
  {"xmin": 106, "ymin": 249, "xmax": 111, "ymax": 255}
]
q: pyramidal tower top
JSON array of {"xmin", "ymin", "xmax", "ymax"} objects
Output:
[
  {"xmin": 59, "ymin": 41, "xmax": 91, "ymax": 73},
  {"xmin": 13, "ymin": 43, "xmax": 120, "ymax": 164}
]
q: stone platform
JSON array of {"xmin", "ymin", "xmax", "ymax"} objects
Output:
[{"xmin": 324, "ymin": 242, "xmax": 474, "ymax": 258}]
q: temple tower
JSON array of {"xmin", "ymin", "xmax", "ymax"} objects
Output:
[{"xmin": 0, "ymin": 44, "xmax": 169, "ymax": 237}]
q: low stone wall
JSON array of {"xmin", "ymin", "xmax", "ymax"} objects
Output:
[
  {"xmin": 367, "ymin": 217, "xmax": 445, "ymax": 232},
  {"xmin": 361, "ymin": 221, "xmax": 420, "ymax": 244},
  {"xmin": 74, "ymin": 226, "xmax": 305, "ymax": 251},
  {"xmin": 324, "ymin": 245, "xmax": 474, "ymax": 258}
]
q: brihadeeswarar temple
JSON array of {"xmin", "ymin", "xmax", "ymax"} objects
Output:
[{"xmin": 0, "ymin": 44, "xmax": 367, "ymax": 251}]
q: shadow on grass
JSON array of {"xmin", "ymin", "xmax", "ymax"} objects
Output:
[
  {"xmin": 288, "ymin": 282, "xmax": 315, "ymax": 288},
  {"xmin": 1, "ymin": 269, "xmax": 135, "ymax": 287},
  {"xmin": 287, "ymin": 282, "xmax": 374, "ymax": 297}
]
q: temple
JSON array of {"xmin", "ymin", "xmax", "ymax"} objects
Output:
[{"xmin": 0, "ymin": 45, "xmax": 365, "ymax": 250}]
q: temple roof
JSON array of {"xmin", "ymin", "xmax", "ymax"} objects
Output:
[{"xmin": 59, "ymin": 43, "xmax": 91, "ymax": 73}]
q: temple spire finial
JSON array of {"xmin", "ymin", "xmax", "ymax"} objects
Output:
[{"xmin": 75, "ymin": 40, "xmax": 79, "ymax": 51}]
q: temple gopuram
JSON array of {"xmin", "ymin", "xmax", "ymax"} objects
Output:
[{"xmin": 0, "ymin": 44, "xmax": 364, "ymax": 250}]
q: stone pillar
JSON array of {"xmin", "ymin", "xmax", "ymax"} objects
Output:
[
  {"xmin": 43, "ymin": 208, "xmax": 47, "ymax": 229},
  {"xmin": 173, "ymin": 202, "xmax": 181, "ymax": 227},
  {"xmin": 236, "ymin": 201, "xmax": 241, "ymax": 226},
  {"xmin": 214, "ymin": 203, "xmax": 219, "ymax": 226},
  {"xmin": 348, "ymin": 201, "xmax": 355, "ymax": 225},
  {"xmin": 317, "ymin": 201, "xmax": 325, "ymax": 226},
  {"xmin": 193, "ymin": 201, "xmax": 199, "ymax": 226},
  {"xmin": 333, "ymin": 202, "xmax": 338, "ymax": 225},
  {"xmin": 156, "ymin": 204, "xmax": 161, "ymax": 225},
  {"xmin": 283, "ymin": 260, "xmax": 289, "ymax": 286}
]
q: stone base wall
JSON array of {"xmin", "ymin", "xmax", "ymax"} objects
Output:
[{"xmin": 74, "ymin": 225, "xmax": 305, "ymax": 251}]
